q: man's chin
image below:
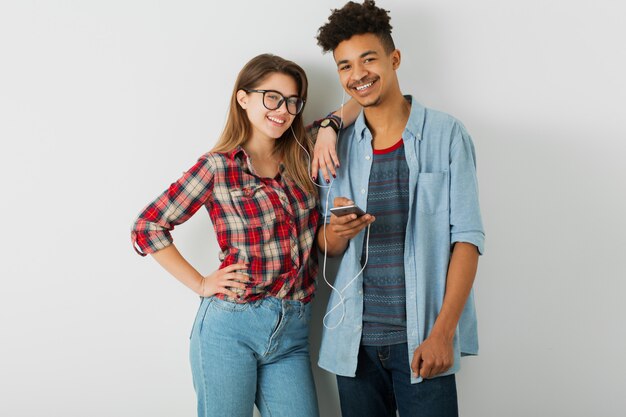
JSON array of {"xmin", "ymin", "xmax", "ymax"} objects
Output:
[{"xmin": 356, "ymin": 96, "xmax": 381, "ymax": 108}]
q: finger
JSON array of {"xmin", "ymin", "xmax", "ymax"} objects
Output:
[
  {"xmin": 319, "ymin": 155, "xmax": 331, "ymax": 183},
  {"xmin": 411, "ymin": 349, "xmax": 422, "ymax": 377},
  {"xmin": 333, "ymin": 197, "xmax": 354, "ymax": 207},
  {"xmin": 332, "ymin": 216, "xmax": 373, "ymax": 237},
  {"xmin": 323, "ymin": 150, "xmax": 337, "ymax": 177},
  {"xmin": 420, "ymin": 358, "xmax": 433, "ymax": 379},
  {"xmin": 310, "ymin": 154, "xmax": 319, "ymax": 179},
  {"xmin": 331, "ymin": 214, "xmax": 367, "ymax": 232},
  {"xmin": 223, "ymin": 280, "xmax": 247, "ymax": 290},
  {"xmin": 219, "ymin": 288, "xmax": 239, "ymax": 299},
  {"xmin": 222, "ymin": 263, "xmax": 249, "ymax": 273},
  {"xmin": 341, "ymin": 214, "xmax": 375, "ymax": 230},
  {"xmin": 329, "ymin": 148, "xmax": 341, "ymax": 168},
  {"xmin": 224, "ymin": 272, "xmax": 250, "ymax": 284}
]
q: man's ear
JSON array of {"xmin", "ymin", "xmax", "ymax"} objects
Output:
[
  {"xmin": 391, "ymin": 49, "xmax": 401, "ymax": 70},
  {"xmin": 236, "ymin": 89, "xmax": 248, "ymax": 109}
]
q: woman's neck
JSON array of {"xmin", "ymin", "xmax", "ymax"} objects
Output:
[{"xmin": 243, "ymin": 138, "xmax": 281, "ymax": 178}]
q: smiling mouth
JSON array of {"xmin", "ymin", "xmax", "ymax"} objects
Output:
[
  {"xmin": 355, "ymin": 81, "xmax": 375, "ymax": 91},
  {"xmin": 352, "ymin": 79, "xmax": 378, "ymax": 93},
  {"xmin": 267, "ymin": 116, "xmax": 286, "ymax": 125}
]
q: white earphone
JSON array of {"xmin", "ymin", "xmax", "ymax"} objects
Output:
[{"xmin": 290, "ymin": 94, "xmax": 370, "ymax": 330}]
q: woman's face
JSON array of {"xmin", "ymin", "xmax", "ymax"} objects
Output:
[{"xmin": 237, "ymin": 72, "xmax": 300, "ymax": 143}]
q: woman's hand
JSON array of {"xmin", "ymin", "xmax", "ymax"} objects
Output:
[
  {"xmin": 198, "ymin": 263, "xmax": 250, "ymax": 298},
  {"xmin": 311, "ymin": 126, "xmax": 340, "ymax": 184}
]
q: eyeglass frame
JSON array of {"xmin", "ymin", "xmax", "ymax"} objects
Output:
[{"xmin": 242, "ymin": 89, "xmax": 305, "ymax": 115}]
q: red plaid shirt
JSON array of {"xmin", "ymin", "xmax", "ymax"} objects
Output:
[{"xmin": 131, "ymin": 147, "xmax": 320, "ymax": 303}]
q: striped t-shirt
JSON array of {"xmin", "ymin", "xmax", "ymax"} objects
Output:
[{"xmin": 361, "ymin": 139, "xmax": 410, "ymax": 346}]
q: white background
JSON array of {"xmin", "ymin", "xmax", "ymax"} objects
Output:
[{"xmin": 1, "ymin": 1, "xmax": 625, "ymax": 416}]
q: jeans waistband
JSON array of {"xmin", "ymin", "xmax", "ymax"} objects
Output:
[{"xmin": 252, "ymin": 296, "xmax": 308, "ymax": 316}]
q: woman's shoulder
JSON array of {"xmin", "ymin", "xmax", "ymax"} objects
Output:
[{"xmin": 199, "ymin": 151, "xmax": 232, "ymax": 168}]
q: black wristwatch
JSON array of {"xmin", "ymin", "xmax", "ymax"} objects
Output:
[{"xmin": 319, "ymin": 114, "xmax": 342, "ymax": 134}]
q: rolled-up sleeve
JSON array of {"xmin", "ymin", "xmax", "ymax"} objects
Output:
[
  {"xmin": 449, "ymin": 123, "xmax": 485, "ymax": 255},
  {"xmin": 131, "ymin": 156, "xmax": 214, "ymax": 256}
]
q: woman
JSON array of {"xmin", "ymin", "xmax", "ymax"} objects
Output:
[{"xmin": 131, "ymin": 54, "xmax": 320, "ymax": 417}]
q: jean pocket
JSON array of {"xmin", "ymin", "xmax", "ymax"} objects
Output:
[
  {"xmin": 211, "ymin": 297, "xmax": 250, "ymax": 312},
  {"xmin": 417, "ymin": 172, "xmax": 448, "ymax": 214},
  {"xmin": 189, "ymin": 297, "xmax": 212, "ymax": 339}
]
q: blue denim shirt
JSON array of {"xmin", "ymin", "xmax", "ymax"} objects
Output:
[{"xmin": 318, "ymin": 97, "xmax": 485, "ymax": 384}]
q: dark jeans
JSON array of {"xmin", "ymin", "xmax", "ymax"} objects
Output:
[{"xmin": 336, "ymin": 343, "xmax": 458, "ymax": 417}]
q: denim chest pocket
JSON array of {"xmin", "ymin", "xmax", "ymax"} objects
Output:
[
  {"xmin": 417, "ymin": 172, "xmax": 449, "ymax": 214},
  {"xmin": 229, "ymin": 184, "xmax": 279, "ymax": 227}
]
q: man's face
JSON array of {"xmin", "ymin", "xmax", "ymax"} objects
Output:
[{"xmin": 333, "ymin": 33, "xmax": 400, "ymax": 108}]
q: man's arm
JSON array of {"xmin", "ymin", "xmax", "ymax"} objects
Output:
[
  {"xmin": 317, "ymin": 197, "xmax": 375, "ymax": 257},
  {"xmin": 410, "ymin": 242, "xmax": 479, "ymax": 378}
]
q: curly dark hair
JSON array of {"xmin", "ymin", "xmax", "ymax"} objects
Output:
[{"xmin": 316, "ymin": 0, "xmax": 395, "ymax": 53}]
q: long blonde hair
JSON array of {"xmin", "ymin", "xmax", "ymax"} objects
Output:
[{"xmin": 212, "ymin": 54, "xmax": 315, "ymax": 195}]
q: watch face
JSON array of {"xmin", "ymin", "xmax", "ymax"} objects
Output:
[{"xmin": 320, "ymin": 119, "xmax": 331, "ymax": 127}]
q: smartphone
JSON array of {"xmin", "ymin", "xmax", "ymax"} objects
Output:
[{"xmin": 329, "ymin": 204, "xmax": 366, "ymax": 217}]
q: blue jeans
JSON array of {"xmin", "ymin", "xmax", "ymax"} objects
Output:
[
  {"xmin": 336, "ymin": 343, "xmax": 458, "ymax": 417},
  {"xmin": 189, "ymin": 296, "xmax": 319, "ymax": 417}
]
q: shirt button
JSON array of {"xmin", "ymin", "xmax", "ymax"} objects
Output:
[
  {"xmin": 361, "ymin": 188, "xmax": 366, "ymax": 194},
  {"xmin": 358, "ymin": 290, "xmax": 363, "ymax": 295},
  {"xmin": 365, "ymin": 155, "xmax": 371, "ymax": 160},
  {"xmin": 357, "ymin": 325, "xmax": 362, "ymax": 331}
]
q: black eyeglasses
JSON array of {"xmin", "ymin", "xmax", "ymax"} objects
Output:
[{"xmin": 244, "ymin": 89, "xmax": 305, "ymax": 115}]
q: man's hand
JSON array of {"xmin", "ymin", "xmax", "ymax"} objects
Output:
[
  {"xmin": 329, "ymin": 197, "xmax": 375, "ymax": 240},
  {"xmin": 312, "ymin": 126, "xmax": 340, "ymax": 183},
  {"xmin": 410, "ymin": 333, "xmax": 454, "ymax": 379},
  {"xmin": 318, "ymin": 197, "xmax": 375, "ymax": 257}
]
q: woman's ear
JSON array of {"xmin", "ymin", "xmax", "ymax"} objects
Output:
[{"xmin": 236, "ymin": 89, "xmax": 248, "ymax": 109}]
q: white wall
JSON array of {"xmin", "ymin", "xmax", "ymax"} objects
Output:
[{"xmin": 1, "ymin": 1, "xmax": 625, "ymax": 416}]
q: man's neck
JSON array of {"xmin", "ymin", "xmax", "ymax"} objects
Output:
[{"xmin": 363, "ymin": 92, "xmax": 411, "ymax": 149}]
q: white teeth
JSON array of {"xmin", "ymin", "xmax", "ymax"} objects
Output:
[
  {"xmin": 355, "ymin": 82, "xmax": 373, "ymax": 91},
  {"xmin": 267, "ymin": 116, "xmax": 285, "ymax": 124}
]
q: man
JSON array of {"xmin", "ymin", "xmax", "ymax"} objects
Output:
[{"xmin": 313, "ymin": 1, "xmax": 485, "ymax": 416}]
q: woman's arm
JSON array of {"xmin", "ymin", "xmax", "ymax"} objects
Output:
[
  {"xmin": 151, "ymin": 244, "xmax": 249, "ymax": 298},
  {"xmin": 311, "ymin": 98, "xmax": 361, "ymax": 182}
]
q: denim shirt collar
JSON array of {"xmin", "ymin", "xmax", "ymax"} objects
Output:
[{"xmin": 353, "ymin": 95, "xmax": 426, "ymax": 142}]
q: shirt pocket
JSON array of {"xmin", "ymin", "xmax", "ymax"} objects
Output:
[
  {"xmin": 294, "ymin": 192, "xmax": 317, "ymax": 219},
  {"xmin": 229, "ymin": 183, "xmax": 275, "ymax": 227},
  {"xmin": 417, "ymin": 172, "xmax": 449, "ymax": 214}
]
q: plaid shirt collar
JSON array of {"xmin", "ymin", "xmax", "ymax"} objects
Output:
[{"xmin": 227, "ymin": 146, "xmax": 286, "ymax": 179}]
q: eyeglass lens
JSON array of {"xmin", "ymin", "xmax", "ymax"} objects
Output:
[{"xmin": 262, "ymin": 91, "xmax": 303, "ymax": 115}]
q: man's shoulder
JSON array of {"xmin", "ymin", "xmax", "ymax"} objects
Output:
[
  {"xmin": 418, "ymin": 103, "xmax": 464, "ymax": 131},
  {"xmin": 410, "ymin": 102, "xmax": 471, "ymax": 146}
]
